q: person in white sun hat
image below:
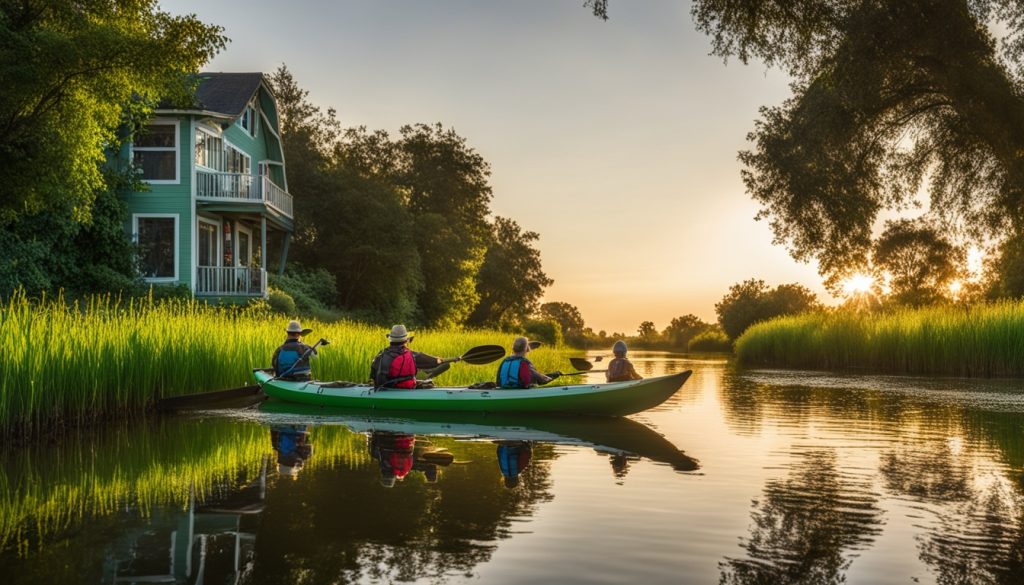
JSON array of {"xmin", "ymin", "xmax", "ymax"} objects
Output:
[
  {"xmin": 271, "ymin": 320, "xmax": 317, "ymax": 380},
  {"xmin": 369, "ymin": 324, "xmax": 442, "ymax": 389}
]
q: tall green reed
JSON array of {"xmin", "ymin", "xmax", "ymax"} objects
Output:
[
  {"xmin": 0, "ymin": 290, "xmax": 575, "ymax": 432},
  {"xmin": 735, "ymin": 301, "xmax": 1024, "ymax": 377}
]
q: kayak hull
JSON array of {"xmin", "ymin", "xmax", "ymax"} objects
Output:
[{"xmin": 253, "ymin": 370, "xmax": 692, "ymax": 417}]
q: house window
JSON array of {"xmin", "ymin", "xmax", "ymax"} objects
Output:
[
  {"xmin": 195, "ymin": 129, "xmax": 224, "ymax": 170},
  {"xmin": 135, "ymin": 215, "xmax": 178, "ymax": 280},
  {"xmin": 197, "ymin": 220, "xmax": 219, "ymax": 267},
  {"xmin": 133, "ymin": 122, "xmax": 178, "ymax": 182},
  {"xmin": 239, "ymin": 104, "xmax": 257, "ymax": 136}
]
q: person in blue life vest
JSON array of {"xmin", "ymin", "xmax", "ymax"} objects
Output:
[
  {"xmin": 496, "ymin": 336, "xmax": 560, "ymax": 388},
  {"xmin": 270, "ymin": 424, "xmax": 313, "ymax": 479},
  {"xmin": 605, "ymin": 340, "xmax": 642, "ymax": 382},
  {"xmin": 369, "ymin": 325, "xmax": 442, "ymax": 389},
  {"xmin": 272, "ymin": 320, "xmax": 317, "ymax": 381},
  {"xmin": 496, "ymin": 440, "xmax": 533, "ymax": 488}
]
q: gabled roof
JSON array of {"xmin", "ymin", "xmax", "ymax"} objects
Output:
[{"xmin": 191, "ymin": 72, "xmax": 265, "ymax": 118}]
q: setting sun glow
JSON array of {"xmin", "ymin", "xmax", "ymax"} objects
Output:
[{"xmin": 841, "ymin": 273, "xmax": 874, "ymax": 297}]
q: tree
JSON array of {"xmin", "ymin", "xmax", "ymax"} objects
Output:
[
  {"xmin": 396, "ymin": 123, "xmax": 493, "ymax": 327},
  {"xmin": 637, "ymin": 321, "xmax": 658, "ymax": 343},
  {"xmin": 716, "ymin": 279, "xmax": 819, "ymax": 340},
  {"xmin": 271, "ymin": 68, "xmax": 422, "ymax": 322},
  {"xmin": 873, "ymin": 219, "xmax": 962, "ymax": 306},
  {"xmin": 985, "ymin": 234, "xmax": 1024, "ymax": 299},
  {"xmin": 538, "ymin": 302, "xmax": 586, "ymax": 340},
  {"xmin": 466, "ymin": 217, "xmax": 553, "ymax": 328},
  {"xmin": 0, "ymin": 1, "xmax": 225, "ymax": 220},
  {"xmin": 586, "ymin": 1, "xmax": 1024, "ymax": 290},
  {"xmin": 662, "ymin": 314, "xmax": 710, "ymax": 348}
]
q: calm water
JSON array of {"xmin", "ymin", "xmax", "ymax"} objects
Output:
[{"xmin": 3, "ymin": 352, "xmax": 1024, "ymax": 584}]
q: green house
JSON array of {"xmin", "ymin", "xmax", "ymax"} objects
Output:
[{"xmin": 123, "ymin": 72, "xmax": 294, "ymax": 299}]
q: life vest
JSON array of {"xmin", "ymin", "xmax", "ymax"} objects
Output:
[
  {"xmin": 606, "ymin": 357, "xmax": 631, "ymax": 382},
  {"xmin": 497, "ymin": 356, "xmax": 530, "ymax": 388},
  {"xmin": 497, "ymin": 443, "xmax": 531, "ymax": 479},
  {"xmin": 376, "ymin": 347, "xmax": 417, "ymax": 388},
  {"xmin": 275, "ymin": 339, "xmax": 311, "ymax": 377}
]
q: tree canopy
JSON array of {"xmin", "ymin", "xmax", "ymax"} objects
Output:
[
  {"xmin": 716, "ymin": 279, "xmax": 819, "ymax": 340},
  {"xmin": 0, "ymin": 0, "xmax": 225, "ymax": 220},
  {"xmin": 873, "ymin": 219, "xmax": 962, "ymax": 306},
  {"xmin": 693, "ymin": 0, "xmax": 1024, "ymax": 289}
]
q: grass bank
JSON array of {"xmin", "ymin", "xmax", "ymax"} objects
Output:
[
  {"xmin": 0, "ymin": 291, "xmax": 575, "ymax": 432},
  {"xmin": 734, "ymin": 301, "xmax": 1024, "ymax": 377}
]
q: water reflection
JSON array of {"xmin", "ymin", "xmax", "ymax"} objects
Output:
[
  {"xmin": 719, "ymin": 448, "xmax": 884, "ymax": 584},
  {"xmin": 271, "ymin": 424, "xmax": 312, "ymax": 478}
]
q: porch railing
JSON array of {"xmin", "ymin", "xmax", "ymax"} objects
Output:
[
  {"xmin": 195, "ymin": 266, "xmax": 267, "ymax": 297},
  {"xmin": 196, "ymin": 170, "xmax": 294, "ymax": 218}
]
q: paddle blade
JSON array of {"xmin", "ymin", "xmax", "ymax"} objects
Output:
[
  {"xmin": 529, "ymin": 341, "xmax": 543, "ymax": 350},
  {"xmin": 569, "ymin": 357, "xmax": 594, "ymax": 371},
  {"xmin": 460, "ymin": 344, "xmax": 506, "ymax": 365}
]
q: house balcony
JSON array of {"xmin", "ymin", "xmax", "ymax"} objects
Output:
[
  {"xmin": 196, "ymin": 170, "xmax": 293, "ymax": 218},
  {"xmin": 195, "ymin": 266, "xmax": 267, "ymax": 297}
]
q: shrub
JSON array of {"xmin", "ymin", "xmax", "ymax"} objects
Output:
[
  {"xmin": 523, "ymin": 319, "xmax": 564, "ymax": 346},
  {"xmin": 267, "ymin": 288, "xmax": 297, "ymax": 315},
  {"xmin": 687, "ymin": 328, "xmax": 732, "ymax": 352}
]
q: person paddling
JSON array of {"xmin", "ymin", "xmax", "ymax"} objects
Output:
[
  {"xmin": 370, "ymin": 325, "xmax": 442, "ymax": 389},
  {"xmin": 496, "ymin": 336, "xmax": 559, "ymax": 388},
  {"xmin": 606, "ymin": 340, "xmax": 642, "ymax": 382},
  {"xmin": 272, "ymin": 320, "xmax": 318, "ymax": 381}
]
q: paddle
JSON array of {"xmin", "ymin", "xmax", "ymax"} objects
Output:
[
  {"xmin": 423, "ymin": 344, "xmax": 506, "ymax": 378},
  {"xmin": 157, "ymin": 338, "xmax": 330, "ymax": 411}
]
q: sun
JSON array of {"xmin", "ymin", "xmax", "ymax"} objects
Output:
[{"xmin": 841, "ymin": 273, "xmax": 874, "ymax": 296}]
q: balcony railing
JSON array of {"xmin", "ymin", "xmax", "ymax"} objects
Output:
[
  {"xmin": 195, "ymin": 266, "xmax": 267, "ymax": 297},
  {"xmin": 196, "ymin": 170, "xmax": 293, "ymax": 218}
]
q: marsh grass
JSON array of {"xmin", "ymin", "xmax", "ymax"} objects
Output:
[
  {"xmin": 735, "ymin": 301, "xmax": 1024, "ymax": 377},
  {"xmin": 0, "ymin": 291, "xmax": 575, "ymax": 432}
]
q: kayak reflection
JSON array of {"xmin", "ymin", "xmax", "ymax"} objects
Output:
[{"xmin": 257, "ymin": 402, "xmax": 700, "ymax": 474}]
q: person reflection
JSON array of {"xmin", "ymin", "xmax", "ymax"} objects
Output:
[
  {"xmin": 496, "ymin": 440, "xmax": 532, "ymax": 488},
  {"xmin": 369, "ymin": 431, "xmax": 416, "ymax": 488},
  {"xmin": 270, "ymin": 424, "xmax": 313, "ymax": 479}
]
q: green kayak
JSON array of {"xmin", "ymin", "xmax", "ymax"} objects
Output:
[{"xmin": 253, "ymin": 369, "xmax": 692, "ymax": 417}]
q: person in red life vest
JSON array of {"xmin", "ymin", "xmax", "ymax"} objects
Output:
[
  {"xmin": 369, "ymin": 324, "xmax": 442, "ymax": 389},
  {"xmin": 272, "ymin": 320, "xmax": 317, "ymax": 381},
  {"xmin": 605, "ymin": 339, "xmax": 643, "ymax": 382},
  {"xmin": 496, "ymin": 336, "xmax": 560, "ymax": 388},
  {"xmin": 369, "ymin": 431, "xmax": 415, "ymax": 488}
]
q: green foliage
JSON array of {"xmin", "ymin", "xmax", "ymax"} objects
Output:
[
  {"xmin": 0, "ymin": 292, "xmax": 577, "ymax": 432},
  {"xmin": 0, "ymin": 0, "xmax": 225, "ymax": 220},
  {"xmin": 267, "ymin": 288, "xmax": 297, "ymax": 316},
  {"xmin": 523, "ymin": 319, "xmax": 564, "ymax": 347},
  {"xmin": 271, "ymin": 67, "xmax": 509, "ymax": 327},
  {"xmin": 0, "ymin": 174, "xmax": 141, "ymax": 298},
  {"xmin": 687, "ymin": 327, "xmax": 732, "ymax": 353},
  {"xmin": 873, "ymin": 219, "xmax": 962, "ymax": 306},
  {"xmin": 985, "ymin": 234, "xmax": 1024, "ymax": 299},
  {"xmin": 538, "ymin": 302, "xmax": 586, "ymax": 342},
  {"xmin": 467, "ymin": 216, "xmax": 553, "ymax": 328},
  {"xmin": 637, "ymin": 320, "xmax": 658, "ymax": 342},
  {"xmin": 269, "ymin": 268, "xmax": 344, "ymax": 321},
  {"xmin": 662, "ymin": 314, "xmax": 711, "ymax": 348},
  {"xmin": 716, "ymin": 279, "xmax": 820, "ymax": 340},
  {"xmin": 735, "ymin": 302, "xmax": 1024, "ymax": 377},
  {"xmin": 689, "ymin": 0, "xmax": 1024, "ymax": 290}
]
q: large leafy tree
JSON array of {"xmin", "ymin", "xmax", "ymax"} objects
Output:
[
  {"xmin": 395, "ymin": 123, "xmax": 493, "ymax": 327},
  {"xmin": 695, "ymin": 0, "xmax": 1024, "ymax": 289},
  {"xmin": 0, "ymin": 0, "xmax": 225, "ymax": 220},
  {"xmin": 716, "ymin": 279, "xmax": 819, "ymax": 340},
  {"xmin": 590, "ymin": 1, "xmax": 1024, "ymax": 290},
  {"xmin": 873, "ymin": 219, "xmax": 962, "ymax": 306},
  {"xmin": 271, "ymin": 67, "xmax": 422, "ymax": 322},
  {"xmin": 466, "ymin": 216, "xmax": 553, "ymax": 328},
  {"xmin": 538, "ymin": 302, "xmax": 586, "ymax": 340},
  {"xmin": 662, "ymin": 314, "xmax": 711, "ymax": 348}
]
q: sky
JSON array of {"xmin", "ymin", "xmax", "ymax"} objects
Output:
[{"xmin": 165, "ymin": 0, "xmax": 832, "ymax": 334}]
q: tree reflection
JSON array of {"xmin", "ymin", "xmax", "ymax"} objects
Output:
[{"xmin": 719, "ymin": 449, "xmax": 883, "ymax": 585}]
